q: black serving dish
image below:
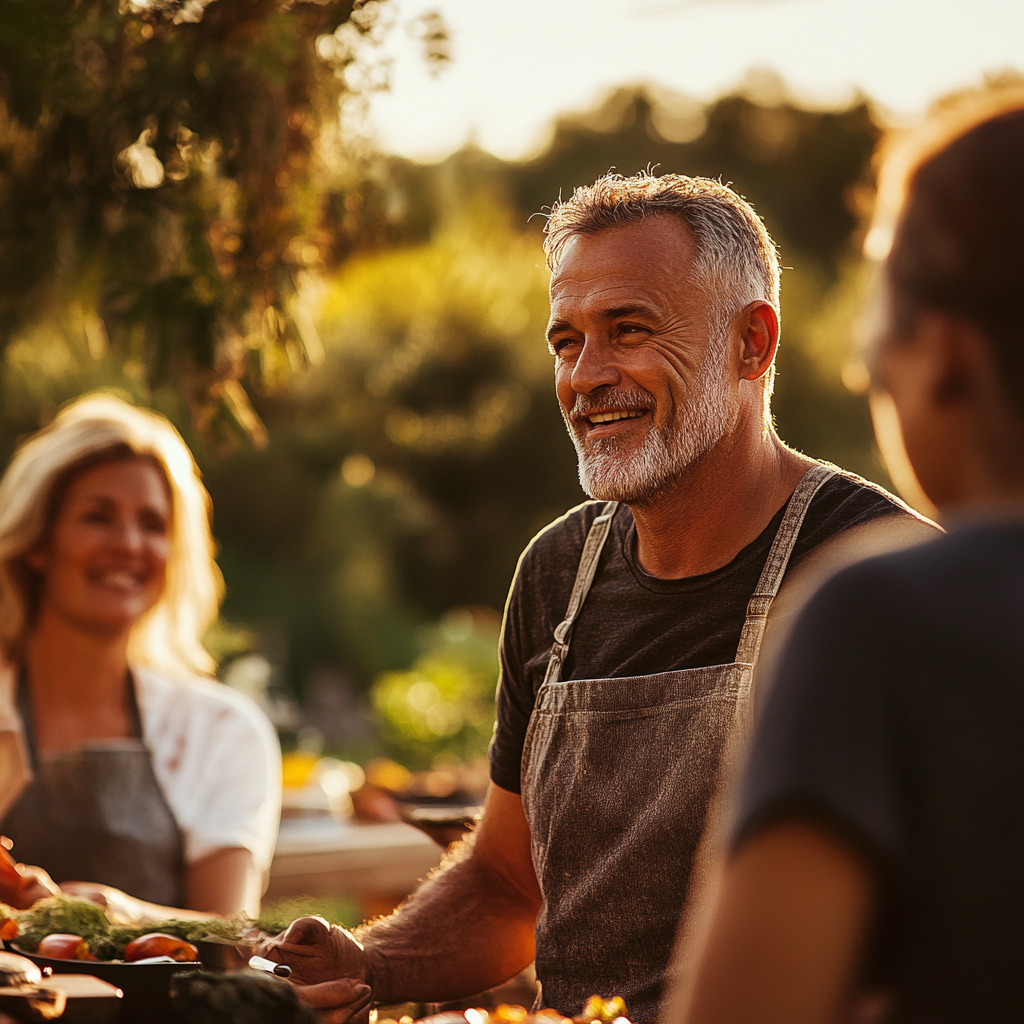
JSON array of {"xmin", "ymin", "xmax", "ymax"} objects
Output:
[{"xmin": 9, "ymin": 946, "xmax": 195, "ymax": 1024}]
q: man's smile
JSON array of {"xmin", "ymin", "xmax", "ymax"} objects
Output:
[
  {"xmin": 573, "ymin": 404, "xmax": 652, "ymax": 439},
  {"xmin": 587, "ymin": 409, "xmax": 646, "ymax": 425}
]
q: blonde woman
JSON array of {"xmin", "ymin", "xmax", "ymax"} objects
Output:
[{"xmin": 0, "ymin": 393, "xmax": 280, "ymax": 920}]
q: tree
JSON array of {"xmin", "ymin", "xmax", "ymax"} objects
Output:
[{"xmin": 0, "ymin": 0, "xmax": 395, "ymax": 442}]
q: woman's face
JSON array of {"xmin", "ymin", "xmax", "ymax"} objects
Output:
[{"xmin": 30, "ymin": 458, "xmax": 172, "ymax": 636}]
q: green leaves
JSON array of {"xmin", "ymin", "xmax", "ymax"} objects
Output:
[{"xmin": 0, "ymin": 0, "xmax": 382, "ymax": 442}]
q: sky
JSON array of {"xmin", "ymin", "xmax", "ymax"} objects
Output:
[{"xmin": 365, "ymin": 0, "xmax": 1024, "ymax": 162}]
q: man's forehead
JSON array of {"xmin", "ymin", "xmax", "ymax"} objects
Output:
[{"xmin": 548, "ymin": 217, "xmax": 697, "ymax": 306}]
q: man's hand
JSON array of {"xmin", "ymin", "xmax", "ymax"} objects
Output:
[
  {"xmin": 294, "ymin": 978, "xmax": 372, "ymax": 1024},
  {"xmin": 261, "ymin": 917, "xmax": 368, "ymax": 986}
]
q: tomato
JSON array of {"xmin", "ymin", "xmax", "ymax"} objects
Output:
[
  {"xmin": 36, "ymin": 934, "xmax": 97, "ymax": 960},
  {"xmin": 123, "ymin": 933, "xmax": 199, "ymax": 963}
]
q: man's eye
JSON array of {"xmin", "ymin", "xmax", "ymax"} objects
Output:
[
  {"xmin": 83, "ymin": 511, "xmax": 111, "ymax": 524},
  {"xmin": 619, "ymin": 323, "xmax": 646, "ymax": 335},
  {"xmin": 550, "ymin": 337, "xmax": 580, "ymax": 354}
]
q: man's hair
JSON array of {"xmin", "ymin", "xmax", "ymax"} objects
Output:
[
  {"xmin": 543, "ymin": 171, "xmax": 781, "ymax": 312},
  {"xmin": 870, "ymin": 87, "xmax": 1024, "ymax": 407}
]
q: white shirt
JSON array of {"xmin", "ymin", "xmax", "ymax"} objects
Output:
[
  {"xmin": 133, "ymin": 667, "xmax": 282, "ymax": 872},
  {"xmin": 0, "ymin": 664, "xmax": 281, "ymax": 874}
]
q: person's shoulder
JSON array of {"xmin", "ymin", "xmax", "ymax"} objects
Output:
[
  {"xmin": 798, "ymin": 526, "xmax": 954, "ymax": 626},
  {"xmin": 797, "ymin": 465, "xmax": 938, "ymax": 552},
  {"xmin": 133, "ymin": 666, "xmax": 277, "ymax": 746},
  {"xmin": 516, "ymin": 499, "xmax": 618, "ymax": 571},
  {"xmin": 835, "ymin": 518, "xmax": 1024, "ymax": 592},
  {"xmin": 813, "ymin": 465, "xmax": 932, "ymax": 528}
]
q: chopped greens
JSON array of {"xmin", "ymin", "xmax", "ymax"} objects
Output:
[
  {"xmin": 1, "ymin": 895, "xmax": 360, "ymax": 962},
  {"xmin": 8, "ymin": 897, "xmax": 246, "ymax": 961}
]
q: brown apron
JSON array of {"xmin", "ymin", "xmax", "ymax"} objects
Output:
[
  {"xmin": 0, "ymin": 671, "xmax": 185, "ymax": 907},
  {"xmin": 521, "ymin": 464, "xmax": 833, "ymax": 1022}
]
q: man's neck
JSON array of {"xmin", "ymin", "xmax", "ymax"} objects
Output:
[{"xmin": 630, "ymin": 428, "xmax": 812, "ymax": 580}]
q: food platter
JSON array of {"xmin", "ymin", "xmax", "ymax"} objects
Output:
[
  {"xmin": 0, "ymin": 898, "xmax": 261, "ymax": 1024},
  {"xmin": 0, "ymin": 898, "xmax": 308, "ymax": 1023},
  {"xmin": 3, "ymin": 944, "xmax": 194, "ymax": 1024},
  {"xmin": 0, "ymin": 950, "xmax": 122, "ymax": 1024}
]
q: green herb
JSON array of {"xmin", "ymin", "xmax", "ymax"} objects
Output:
[
  {"xmin": 8, "ymin": 895, "xmax": 361, "ymax": 961},
  {"xmin": 12, "ymin": 898, "xmax": 246, "ymax": 960}
]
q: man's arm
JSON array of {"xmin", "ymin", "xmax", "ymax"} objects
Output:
[
  {"xmin": 667, "ymin": 820, "xmax": 875, "ymax": 1024},
  {"xmin": 264, "ymin": 782, "xmax": 542, "ymax": 1005}
]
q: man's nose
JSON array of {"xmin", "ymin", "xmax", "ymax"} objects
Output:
[{"xmin": 570, "ymin": 337, "xmax": 620, "ymax": 394}]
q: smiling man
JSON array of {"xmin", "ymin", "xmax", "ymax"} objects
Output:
[{"xmin": 264, "ymin": 173, "xmax": 928, "ymax": 1024}]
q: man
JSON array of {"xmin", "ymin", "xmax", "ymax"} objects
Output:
[{"xmin": 266, "ymin": 173, "xmax": 930, "ymax": 1024}]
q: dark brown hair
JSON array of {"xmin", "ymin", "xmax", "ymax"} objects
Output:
[{"xmin": 886, "ymin": 101, "xmax": 1024, "ymax": 397}]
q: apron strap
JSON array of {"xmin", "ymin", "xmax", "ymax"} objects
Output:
[
  {"xmin": 734, "ymin": 462, "xmax": 835, "ymax": 666},
  {"xmin": 543, "ymin": 501, "xmax": 619, "ymax": 685}
]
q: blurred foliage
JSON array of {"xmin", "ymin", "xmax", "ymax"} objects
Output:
[
  {"xmin": 0, "ymin": 40, "xmax": 891, "ymax": 739},
  {"xmin": 372, "ymin": 608, "xmax": 500, "ymax": 767},
  {"xmin": 0, "ymin": 0, "xmax": 400, "ymax": 441},
  {"xmin": 258, "ymin": 894, "xmax": 360, "ymax": 932}
]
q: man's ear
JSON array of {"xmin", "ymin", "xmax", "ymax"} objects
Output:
[{"xmin": 737, "ymin": 300, "xmax": 780, "ymax": 381}]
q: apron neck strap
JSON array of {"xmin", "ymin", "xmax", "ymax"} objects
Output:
[
  {"xmin": 734, "ymin": 462, "xmax": 835, "ymax": 665},
  {"xmin": 543, "ymin": 502, "xmax": 619, "ymax": 685},
  {"xmin": 17, "ymin": 666, "xmax": 143, "ymax": 768}
]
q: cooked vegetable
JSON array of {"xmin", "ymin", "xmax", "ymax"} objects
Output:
[
  {"xmin": 0, "ymin": 916, "xmax": 17, "ymax": 940},
  {"xmin": 13, "ymin": 897, "xmax": 241, "ymax": 961},
  {"xmin": 11, "ymin": 896, "xmax": 345, "ymax": 963},
  {"xmin": 124, "ymin": 933, "xmax": 199, "ymax": 962},
  {"xmin": 36, "ymin": 933, "xmax": 97, "ymax": 960}
]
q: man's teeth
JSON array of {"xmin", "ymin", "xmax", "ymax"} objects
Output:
[{"xmin": 589, "ymin": 409, "xmax": 645, "ymax": 424}]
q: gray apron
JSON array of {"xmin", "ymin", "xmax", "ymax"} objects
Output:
[
  {"xmin": 521, "ymin": 464, "xmax": 833, "ymax": 1022},
  {"xmin": 0, "ymin": 671, "xmax": 186, "ymax": 907}
]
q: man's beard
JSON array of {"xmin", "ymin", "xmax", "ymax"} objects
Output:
[{"xmin": 563, "ymin": 344, "xmax": 735, "ymax": 506}]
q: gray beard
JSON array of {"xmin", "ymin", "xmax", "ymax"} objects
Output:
[{"xmin": 565, "ymin": 347, "xmax": 734, "ymax": 506}]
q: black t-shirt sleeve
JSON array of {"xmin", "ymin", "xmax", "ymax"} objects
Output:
[
  {"xmin": 488, "ymin": 504, "xmax": 597, "ymax": 794},
  {"xmin": 489, "ymin": 562, "xmax": 536, "ymax": 794},
  {"xmin": 733, "ymin": 563, "xmax": 907, "ymax": 870}
]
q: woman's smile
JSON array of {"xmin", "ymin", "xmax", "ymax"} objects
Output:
[{"xmin": 30, "ymin": 457, "xmax": 171, "ymax": 635}]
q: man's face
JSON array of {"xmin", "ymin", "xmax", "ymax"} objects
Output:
[{"xmin": 546, "ymin": 216, "xmax": 738, "ymax": 505}]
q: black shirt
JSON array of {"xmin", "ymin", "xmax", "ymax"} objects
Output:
[
  {"xmin": 733, "ymin": 522, "xmax": 1024, "ymax": 1023},
  {"xmin": 490, "ymin": 470, "xmax": 914, "ymax": 794}
]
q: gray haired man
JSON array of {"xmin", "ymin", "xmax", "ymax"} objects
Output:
[{"xmin": 265, "ymin": 173, "xmax": 925, "ymax": 1024}]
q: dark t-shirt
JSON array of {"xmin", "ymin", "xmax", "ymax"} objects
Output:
[
  {"xmin": 490, "ymin": 470, "xmax": 914, "ymax": 794},
  {"xmin": 733, "ymin": 522, "xmax": 1024, "ymax": 1023}
]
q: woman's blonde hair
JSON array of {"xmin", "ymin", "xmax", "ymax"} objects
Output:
[{"xmin": 0, "ymin": 392, "xmax": 224, "ymax": 677}]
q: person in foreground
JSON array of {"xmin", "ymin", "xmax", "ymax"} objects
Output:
[
  {"xmin": 264, "ymin": 173, "xmax": 931, "ymax": 1022},
  {"xmin": 667, "ymin": 92, "xmax": 1024, "ymax": 1024},
  {"xmin": 0, "ymin": 393, "xmax": 281, "ymax": 920}
]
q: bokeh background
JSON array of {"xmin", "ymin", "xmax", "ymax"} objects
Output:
[{"xmin": 1, "ymin": 0, "xmax": 1020, "ymax": 785}]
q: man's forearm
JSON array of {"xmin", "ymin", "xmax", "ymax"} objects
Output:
[{"xmin": 358, "ymin": 835, "xmax": 540, "ymax": 1005}]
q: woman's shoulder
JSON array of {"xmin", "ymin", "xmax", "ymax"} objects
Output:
[{"xmin": 132, "ymin": 665, "xmax": 278, "ymax": 751}]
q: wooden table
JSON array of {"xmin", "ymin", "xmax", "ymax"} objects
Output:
[{"xmin": 267, "ymin": 818, "xmax": 445, "ymax": 918}]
